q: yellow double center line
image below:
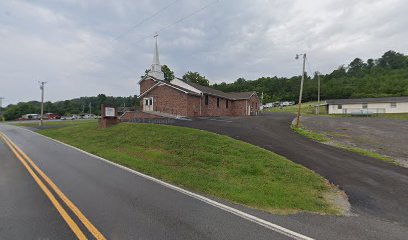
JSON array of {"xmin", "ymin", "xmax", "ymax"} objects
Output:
[{"xmin": 0, "ymin": 132, "xmax": 106, "ymax": 240}]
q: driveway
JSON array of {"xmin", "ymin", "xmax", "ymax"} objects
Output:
[{"xmin": 172, "ymin": 112, "xmax": 408, "ymax": 226}]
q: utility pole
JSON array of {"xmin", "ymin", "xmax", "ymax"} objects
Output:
[
  {"xmin": 317, "ymin": 72, "xmax": 321, "ymax": 115},
  {"xmin": 0, "ymin": 97, "xmax": 4, "ymax": 118},
  {"xmin": 39, "ymin": 81, "xmax": 47, "ymax": 127},
  {"xmin": 295, "ymin": 53, "xmax": 306, "ymax": 128}
]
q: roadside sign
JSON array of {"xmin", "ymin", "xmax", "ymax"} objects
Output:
[{"xmin": 105, "ymin": 107, "xmax": 115, "ymax": 117}]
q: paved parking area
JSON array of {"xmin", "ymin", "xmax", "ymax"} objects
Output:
[
  {"xmin": 172, "ymin": 113, "xmax": 408, "ymax": 226},
  {"xmin": 302, "ymin": 116, "xmax": 408, "ymax": 167}
]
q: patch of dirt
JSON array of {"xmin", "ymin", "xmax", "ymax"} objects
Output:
[{"xmin": 323, "ymin": 182, "xmax": 353, "ymax": 216}]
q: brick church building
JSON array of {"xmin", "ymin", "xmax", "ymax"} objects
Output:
[{"xmin": 138, "ymin": 37, "xmax": 260, "ymax": 118}]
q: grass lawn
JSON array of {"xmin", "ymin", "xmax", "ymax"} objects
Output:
[
  {"xmin": 291, "ymin": 125, "xmax": 400, "ymax": 166},
  {"xmin": 35, "ymin": 121, "xmax": 339, "ymax": 215},
  {"xmin": 266, "ymin": 101, "xmax": 327, "ymax": 115},
  {"xmin": 378, "ymin": 113, "xmax": 408, "ymax": 120},
  {"xmin": 291, "ymin": 125, "xmax": 330, "ymax": 143},
  {"xmin": 13, "ymin": 119, "xmax": 97, "ymax": 127}
]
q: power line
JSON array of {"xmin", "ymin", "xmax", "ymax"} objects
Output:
[
  {"xmin": 62, "ymin": 1, "xmax": 181, "ymax": 80},
  {"xmin": 305, "ymin": 55, "xmax": 314, "ymax": 77},
  {"xmin": 119, "ymin": 0, "xmax": 220, "ymax": 62},
  {"xmin": 63, "ymin": 0, "xmax": 220, "ymax": 84},
  {"xmin": 156, "ymin": 0, "xmax": 219, "ymax": 34},
  {"xmin": 113, "ymin": 0, "xmax": 180, "ymax": 41}
]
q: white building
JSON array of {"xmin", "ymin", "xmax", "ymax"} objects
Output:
[{"xmin": 326, "ymin": 96, "xmax": 408, "ymax": 114}]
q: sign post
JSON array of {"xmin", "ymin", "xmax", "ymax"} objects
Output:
[{"xmin": 99, "ymin": 104, "xmax": 119, "ymax": 128}]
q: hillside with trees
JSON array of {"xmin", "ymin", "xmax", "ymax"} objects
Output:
[
  {"xmin": 212, "ymin": 50, "xmax": 408, "ymax": 103},
  {"xmin": 2, "ymin": 50, "xmax": 407, "ymax": 121},
  {"xmin": 2, "ymin": 94, "xmax": 138, "ymax": 121}
]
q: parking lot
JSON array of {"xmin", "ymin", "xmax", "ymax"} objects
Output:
[{"xmin": 302, "ymin": 116, "xmax": 408, "ymax": 167}]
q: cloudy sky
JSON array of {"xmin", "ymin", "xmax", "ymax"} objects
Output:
[{"xmin": 1, "ymin": 0, "xmax": 407, "ymax": 105}]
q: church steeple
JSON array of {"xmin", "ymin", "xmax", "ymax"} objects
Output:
[{"xmin": 149, "ymin": 34, "xmax": 165, "ymax": 80}]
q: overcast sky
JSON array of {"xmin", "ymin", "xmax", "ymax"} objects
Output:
[{"xmin": 1, "ymin": 0, "xmax": 407, "ymax": 105}]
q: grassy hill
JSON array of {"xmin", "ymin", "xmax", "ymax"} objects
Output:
[{"xmin": 32, "ymin": 121, "xmax": 343, "ymax": 215}]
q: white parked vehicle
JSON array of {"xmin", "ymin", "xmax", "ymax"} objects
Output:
[{"xmin": 61, "ymin": 116, "xmax": 76, "ymax": 120}]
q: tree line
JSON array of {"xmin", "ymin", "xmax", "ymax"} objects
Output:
[
  {"xmin": 1, "ymin": 95, "xmax": 138, "ymax": 121},
  {"xmin": 2, "ymin": 50, "xmax": 407, "ymax": 120},
  {"xmin": 212, "ymin": 50, "xmax": 408, "ymax": 103},
  {"xmin": 154, "ymin": 50, "xmax": 408, "ymax": 104}
]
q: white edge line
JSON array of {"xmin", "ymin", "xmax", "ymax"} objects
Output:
[{"xmin": 9, "ymin": 125, "xmax": 314, "ymax": 240}]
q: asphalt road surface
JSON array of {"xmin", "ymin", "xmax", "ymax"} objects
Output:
[
  {"xmin": 0, "ymin": 124, "xmax": 294, "ymax": 240},
  {"xmin": 1, "ymin": 113, "xmax": 408, "ymax": 240},
  {"xmin": 173, "ymin": 113, "xmax": 408, "ymax": 223},
  {"xmin": 171, "ymin": 113, "xmax": 408, "ymax": 238}
]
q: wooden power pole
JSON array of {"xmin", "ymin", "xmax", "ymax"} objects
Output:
[{"xmin": 295, "ymin": 53, "xmax": 306, "ymax": 128}]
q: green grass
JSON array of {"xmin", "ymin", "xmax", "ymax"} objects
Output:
[
  {"xmin": 291, "ymin": 125, "xmax": 330, "ymax": 142},
  {"xmin": 292, "ymin": 125, "xmax": 400, "ymax": 166},
  {"xmin": 378, "ymin": 113, "xmax": 408, "ymax": 120},
  {"xmin": 13, "ymin": 119, "xmax": 97, "ymax": 127},
  {"xmin": 338, "ymin": 145, "xmax": 398, "ymax": 165},
  {"xmin": 36, "ymin": 121, "xmax": 338, "ymax": 214},
  {"xmin": 267, "ymin": 102, "xmax": 327, "ymax": 115}
]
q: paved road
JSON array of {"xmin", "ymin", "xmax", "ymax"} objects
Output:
[
  {"xmin": 171, "ymin": 113, "xmax": 408, "ymax": 235},
  {"xmin": 1, "ymin": 115, "xmax": 408, "ymax": 239},
  {"xmin": 0, "ymin": 139, "xmax": 76, "ymax": 239},
  {"xmin": 0, "ymin": 124, "xmax": 293, "ymax": 240}
]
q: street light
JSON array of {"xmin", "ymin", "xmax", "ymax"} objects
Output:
[{"xmin": 295, "ymin": 53, "xmax": 306, "ymax": 128}]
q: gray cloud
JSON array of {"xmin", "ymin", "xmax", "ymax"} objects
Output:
[{"xmin": 1, "ymin": 0, "xmax": 407, "ymax": 105}]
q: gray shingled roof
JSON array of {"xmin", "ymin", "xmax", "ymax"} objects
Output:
[
  {"xmin": 180, "ymin": 79, "xmax": 256, "ymax": 100},
  {"xmin": 326, "ymin": 96, "xmax": 408, "ymax": 105}
]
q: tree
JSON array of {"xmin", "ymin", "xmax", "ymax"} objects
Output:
[
  {"xmin": 182, "ymin": 71, "xmax": 210, "ymax": 86},
  {"xmin": 161, "ymin": 65, "xmax": 174, "ymax": 81},
  {"xmin": 347, "ymin": 58, "xmax": 366, "ymax": 77},
  {"xmin": 378, "ymin": 50, "xmax": 406, "ymax": 69},
  {"xmin": 235, "ymin": 77, "xmax": 246, "ymax": 84},
  {"xmin": 366, "ymin": 58, "xmax": 375, "ymax": 69},
  {"xmin": 141, "ymin": 65, "xmax": 174, "ymax": 81}
]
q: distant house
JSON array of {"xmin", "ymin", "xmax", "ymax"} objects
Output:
[
  {"xmin": 326, "ymin": 96, "xmax": 408, "ymax": 114},
  {"xmin": 137, "ymin": 38, "xmax": 260, "ymax": 118}
]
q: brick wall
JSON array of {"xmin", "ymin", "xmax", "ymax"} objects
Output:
[
  {"xmin": 249, "ymin": 94, "xmax": 260, "ymax": 115},
  {"xmin": 187, "ymin": 95, "xmax": 202, "ymax": 117},
  {"xmin": 144, "ymin": 84, "xmax": 189, "ymax": 116},
  {"xmin": 140, "ymin": 78, "xmax": 156, "ymax": 94},
  {"xmin": 120, "ymin": 111, "xmax": 163, "ymax": 121},
  {"xmin": 201, "ymin": 95, "xmax": 234, "ymax": 116},
  {"xmin": 231, "ymin": 100, "xmax": 247, "ymax": 116},
  {"xmin": 139, "ymin": 79, "xmax": 260, "ymax": 117}
]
